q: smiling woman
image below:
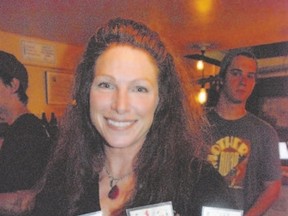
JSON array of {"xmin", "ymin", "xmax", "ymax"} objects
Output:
[
  {"xmin": 90, "ymin": 45, "xmax": 159, "ymax": 151},
  {"xmin": 29, "ymin": 17, "xmax": 236, "ymax": 216}
]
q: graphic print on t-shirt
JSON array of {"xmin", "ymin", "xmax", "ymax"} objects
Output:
[{"xmin": 207, "ymin": 136, "xmax": 251, "ymax": 189}]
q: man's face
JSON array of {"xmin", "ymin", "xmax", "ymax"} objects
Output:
[
  {"xmin": 0, "ymin": 79, "xmax": 12, "ymax": 121},
  {"xmin": 221, "ymin": 55, "xmax": 257, "ymax": 104}
]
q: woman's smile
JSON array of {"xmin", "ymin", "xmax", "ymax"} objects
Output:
[{"xmin": 106, "ymin": 118, "xmax": 136, "ymax": 129}]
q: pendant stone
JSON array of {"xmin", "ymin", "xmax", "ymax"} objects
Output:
[{"xmin": 108, "ymin": 185, "xmax": 119, "ymax": 199}]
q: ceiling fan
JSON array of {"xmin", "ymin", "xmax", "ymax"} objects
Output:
[{"xmin": 184, "ymin": 49, "xmax": 221, "ymax": 66}]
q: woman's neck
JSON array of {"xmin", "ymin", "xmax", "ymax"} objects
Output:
[
  {"xmin": 104, "ymin": 144, "xmax": 140, "ymax": 176},
  {"xmin": 99, "ymin": 149, "xmax": 136, "ymax": 215}
]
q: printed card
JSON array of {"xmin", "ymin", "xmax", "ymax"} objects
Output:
[
  {"xmin": 126, "ymin": 201, "xmax": 174, "ymax": 216},
  {"xmin": 279, "ymin": 142, "xmax": 288, "ymax": 159},
  {"xmin": 202, "ymin": 206, "xmax": 243, "ymax": 216},
  {"xmin": 78, "ymin": 211, "xmax": 102, "ymax": 216}
]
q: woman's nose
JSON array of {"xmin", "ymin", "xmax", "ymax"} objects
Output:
[{"xmin": 111, "ymin": 89, "xmax": 130, "ymax": 114}]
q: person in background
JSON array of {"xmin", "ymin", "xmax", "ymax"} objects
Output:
[
  {"xmin": 206, "ymin": 49, "xmax": 281, "ymax": 216},
  {"xmin": 0, "ymin": 51, "xmax": 52, "ymax": 215},
  {"xmin": 31, "ymin": 18, "xmax": 235, "ymax": 216},
  {"xmin": 0, "ymin": 118, "xmax": 9, "ymax": 150}
]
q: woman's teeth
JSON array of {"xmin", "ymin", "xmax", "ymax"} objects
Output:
[{"xmin": 107, "ymin": 119, "xmax": 133, "ymax": 127}]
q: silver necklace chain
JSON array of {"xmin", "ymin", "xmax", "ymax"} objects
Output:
[{"xmin": 104, "ymin": 166, "xmax": 134, "ymax": 188}]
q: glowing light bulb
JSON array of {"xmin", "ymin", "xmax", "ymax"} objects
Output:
[
  {"xmin": 197, "ymin": 60, "xmax": 204, "ymax": 70},
  {"xmin": 198, "ymin": 87, "xmax": 207, "ymax": 104}
]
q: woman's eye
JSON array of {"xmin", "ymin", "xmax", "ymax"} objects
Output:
[
  {"xmin": 135, "ymin": 86, "xmax": 148, "ymax": 93},
  {"xmin": 98, "ymin": 82, "xmax": 113, "ymax": 89}
]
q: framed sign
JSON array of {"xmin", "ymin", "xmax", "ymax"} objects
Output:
[{"xmin": 21, "ymin": 40, "xmax": 56, "ymax": 64}]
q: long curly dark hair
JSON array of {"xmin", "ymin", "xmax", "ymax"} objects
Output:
[{"xmin": 37, "ymin": 17, "xmax": 208, "ymax": 215}]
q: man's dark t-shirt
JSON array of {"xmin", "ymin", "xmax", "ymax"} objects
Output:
[{"xmin": 0, "ymin": 113, "xmax": 51, "ymax": 192}]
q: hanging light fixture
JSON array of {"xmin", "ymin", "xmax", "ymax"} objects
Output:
[
  {"xmin": 197, "ymin": 49, "xmax": 207, "ymax": 104},
  {"xmin": 198, "ymin": 84, "xmax": 207, "ymax": 104},
  {"xmin": 186, "ymin": 43, "xmax": 219, "ymax": 105},
  {"xmin": 196, "ymin": 59, "xmax": 204, "ymax": 70},
  {"xmin": 196, "ymin": 50, "xmax": 205, "ymax": 71}
]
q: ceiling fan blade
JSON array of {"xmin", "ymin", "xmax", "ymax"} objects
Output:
[
  {"xmin": 184, "ymin": 54, "xmax": 221, "ymax": 66},
  {"xmin": 184, "ymin": 54, "xmax": 203, "ymax": 60},
  {"xmin": 197, "ymin": 75, "xmax": 218, "ymax": 85},
  {"xmin": 202, "ymin": 56, "xmax": 221, "ymax": 66}
]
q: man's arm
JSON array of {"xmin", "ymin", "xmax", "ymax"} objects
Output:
[
  {"xmin": 0, "ymin": 190, "xmax": 36, "ymax": 215},
  {"xmin": 245, "ymin": 179, "xmax": 281, "ymax": 216}
]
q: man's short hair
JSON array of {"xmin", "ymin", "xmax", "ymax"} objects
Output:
[
  {"xmin": 0, "ymin": 51, "xmax": 29, "ymax": 104},
  {"xmin": 219, "ymin": 48, "xmax": 258, "ymax": 80}
]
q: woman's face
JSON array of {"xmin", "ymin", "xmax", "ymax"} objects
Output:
[{"xmin": 89, "ymin": 45, "xmax": 159, "ymax": 150}]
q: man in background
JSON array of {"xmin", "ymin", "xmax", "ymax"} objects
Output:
[
  {"xmin": 0, "ymin": 51, "xmax": 51, "ymax": 214},
  {"xmin": 0, "ymin": 118, "xmax": 9, "ymax": 150},
  {"xmin": 206, "ymin": 49, "xmax": 281, "ymax": 216}
]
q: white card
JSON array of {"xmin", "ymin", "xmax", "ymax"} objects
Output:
[
  {"xmin": 202, "ymin": 206, "xmax": 243, "ymax": 216},
  {"xmin": 279, "ymin": 142, "xmax": 288, "ymax": 159},
  {"xmin": 78, "ymin": 211, "xmax": 102, "ymax": 216},
  {"xmin": 126, "ymin": 201, "xmax": 174, "ymax": 216}
]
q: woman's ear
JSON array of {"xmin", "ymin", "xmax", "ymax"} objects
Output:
[{"xmin": 9, "ymin": 78, "xmax": 21, "ymax": 93}]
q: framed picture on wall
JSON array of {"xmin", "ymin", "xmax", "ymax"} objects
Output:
[{"xmin": 45, "ymin": 71, "xmax": 74, "ymax": 105}]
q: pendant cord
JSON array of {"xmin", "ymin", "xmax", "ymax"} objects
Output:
[{"xmin": 104, "ymin": 166, "xmax": 134, "ymax": 188}]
